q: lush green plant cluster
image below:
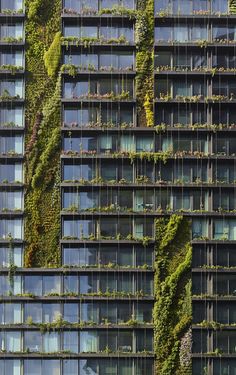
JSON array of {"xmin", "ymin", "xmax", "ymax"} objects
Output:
[
  {"xmin": 136, "ymin": 0, "xmax": 154, "ymax": 127},
  {"xmin": 230, "ymin": 0, "xmax": 236, "ymax": 13},
  {"xmin": 153, "ymin": 215, "xmax": 192, "ymax": 375},
  {"xmin": 24, "ymin": 0, "xmax": 61, "ymax": 267}
]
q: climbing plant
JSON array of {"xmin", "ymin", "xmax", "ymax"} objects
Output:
[
  {"xmin": 153, "ymin": 215, "xmax": 192, "ymax": 375},
  {"xmin": 229, "ymin": 0, "xmax": 236, "ymax": 13},
  {"xmin": 136, "ymin": 0, "xmax": 154, "ymax": 127},
  {"xmin": 24, "ymin": 0, "xmax": 61, "ymax": 267}
]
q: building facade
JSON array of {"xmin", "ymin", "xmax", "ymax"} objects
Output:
[{"xmin": 0, "ymin": 0, "xmax": 236, "ymax": 374}]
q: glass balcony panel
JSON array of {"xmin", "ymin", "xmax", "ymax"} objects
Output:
[
  {"xmin": 0, "ymin": 108, "xmax": 24, "ymax": 127},
  {"xmin": 213, "ymin": 26, "xmax": 228, "ymax": 41},
  {"xmin": 100, "ymin": 274, "xmax": 117, "ymax": 292},
  {"xmin": 24, "ymin": 331, "xmax": 42, "ymax": 352},
  {"xmin": 118, "ymin": 332, "xmax": 133, "ymax": 353},
  {"xmin": 136, "ymin": 248, "xmax": 153, "ymax": 267},
  {"xmin": 63, "ymin": 219, "xmax": 95, "ymax": 238},
  {"xmin": 0, "ymin": 219, "xmax": 23, "ymax": 239},
  {"xmin": 64, "ymin": 303, "xmax": 79, "ymax": 323},
  {"xmin": 155, "ymin": 51, "xmax": 172, "ymax": 68},
  {"xmin": 63, "ymin": 164, "xmax": 94, "ymax": 181},
  {"xmin": 4, "ymin": 303, "xmax": 21, "ymax": 324},
  {"xmin": 80, "ymin": 332, "xmax": 98, "ymax": 352},
  {"xmin": 64, "ymin": 331, "xmax": 78, "ymax": 353},
  {"xmin": 136, "ymin": 330, "xmax": 153, "ymax": 352},
  {"xmin": 63, "ymin": 247, "xmax": 97, "ymax": 266},
  {"xmin": 100, "ymin": 303, "xmax": 117, "ymax": 323},
  {"xmin": 81, "ymin": 303, "xmax": 98, "ymax": 323},
  {"xmin": 64, "ymin": 108, "xmax": 98, "ymax": 127},
  {"xmin": 63, "ymin": 136, "xmax": 97, "ymax": 152},
  {"xmin": 42, "ymin": 360, "xmax": 60, "ymax": 375},
  {"xmin": 25, "ymin": 360, "xmax": 41, "ymax": 375},
  {"xmin": 0, "ymin": 135, "xmax": 23, "ymax": 154},
  {"xmin": 79, "ymin": 360, "xmax": 98, "ymax": 375},
  {"xmin": 137, "ymin": 273, "xmax": 153, "ymax": 294},
  {"xmin": 155, "ymin": 27, "xmax": 171, "ymax": 42},
  {"xmin": 173, "ymin": 0, "xmax": 192, "ymax": 14},
  {"xmin": 0, "ymin": 162, "xmax": 23, "ymax": 183},
  {"xmin": 155, "ymin": 0, "xmax": 170, "ymax": 13},
  {"xmin": 24, "ymin": 276, "xmax": 42, "ymax": 295},
  {"xmin": 212, "ymin": 0, "xmax": 228, "ymax": 13},
  {"xmin": 64, "ymin": 275, "xmax": 79, "ymax": 294},
  {"xmin": 173, "ymin": 108, "xmax": 188, "ymax": 125},
  {"xmin": 43, "ymin": 276, "xmax": 60, "ymax": 295},
  {"xmin": 0, "ymin": 247, "xmax": 22, "ymax": 267},
  {"xmin": 99, "ymin": 331, "xmax": 117, "ymax": 352},
  {"xmin": 119, "ymin": 248, "xmax": 133, "ymax": 266},
  {"xmin": 100, "ymin": 0, "xmax": 118, "ymax": 9},
  {"xmin": 0, "ymin": 191, "xmax": 23, "ymax": 210},
  {"xmin": 24, "ymin": 303, "xmax": 42, "ymax": 323},
  {"xmin": 100, "ymin": 248, "xmax": 117, "ymax": 265},
  {"xmin": 136, "ymin": 137, "xmax": 154, "ymax": 152},
  {"xmin": 192, "ymin": 219, "xmax": 208, "ymax": 239},
  {"xmin": 192, "ymin": 331, "xmax": 207, "ymax": 353},
  {"xmin": 80, "ymin": 275, "xmax": 97, "ymax": 294},
  {"xmin": 43, "ymin": 333, "xmax": 59, "ymax": 352},
  {"xmin": 0, "ymin": 23, "xmax": 23, "ymax": 39},
  {"xmin": 100, "ymin": 26, "xmax": 134, "ymax": 42},
  {"xmin": 136, "ymin": 302, "xmax": 153, "ymax": 322},
  {"xmin": 100, "ymin": 135, "xmax": 116, "ymax": 153},
  {"xmin": 5, "ymin": 331, "xmax": 21, "ymax": 352},
  {"xmin": 193, "ymin": 302, "xmax": 206, "ymax": 323},
  {"xmin": 216, "ymin": 304, "xmax": 230, "ymax": 324},
  {"xmin": 64, "ymin": 0, "xmax": 98, "ymax": 12},
  {"xmin": 63, "ymin": 360, "xmax": 78, "ymax": 375},
  {"xmin": 43, "ymin": 304, "xmax": 60, "ymax": 323},
  {"xmin": 1, "ymin": 0, "xmax": 23, "ymax": 11}
]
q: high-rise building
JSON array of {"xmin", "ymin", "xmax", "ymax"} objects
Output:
[{"xmin": 0, "ymin": 0, "xmax": 236, "ymax": 374}]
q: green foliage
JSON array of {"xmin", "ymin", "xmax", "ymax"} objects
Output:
[
  {"xmin": 136, "ymin": 0, "xmax": 154, "ymax": 127},
  {"xmin": 229, "ymin": 0, "xmax": 236, "ymax": 13},
  {"xmin": 44, "ymin": 32, "xmax": 61, "ymax": 77},
  {"xmin": 153, "ymin": 215, "xmax": 192, "ymax": 375},
  {"xmin": 24, "ymin": 0, "xmax": 61, "ymax": 267}
]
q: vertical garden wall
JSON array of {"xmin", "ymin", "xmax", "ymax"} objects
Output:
[
  {"xmin": 24, "ymin": 0, "xmax": 61, "ymax": 267},
  {"xmin": 153, "ymin": 215, "xmax": 192, "ymax": 375},
  {"xmin": 136, "ymin": 0, "xmax": 154, "ymax": 127}
]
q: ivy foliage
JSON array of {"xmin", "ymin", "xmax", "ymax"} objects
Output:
[
  {"xmin": 153, "ymin": 215, "xmax": 192, "ymax": 375},
  {"xmin": 229, "ymin": 0, "xmax": 236, "ymax": 13},
  {"xmin": 136, "ymin": 0, "xmax": 154, "ymax": 127},
  {"xmin": 24, "ymin": 0, "xmax": 61, "ymax": 267},
  {"xmin": 44, "ymin": 31, "xmax": 62, "ymax": 77}
]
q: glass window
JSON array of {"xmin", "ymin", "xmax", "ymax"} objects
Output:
[
  {"xmin": 43, "ymin": 276, "xmax": 60, "ymax": 295},
  {"xmin": 24, "ymin": 276, "xmax": 42, "ymax": 295},
  {"xmin": 64, "ymin": 303, "xmax": 79, "ymax": 323},
  {"xmin": 4, "ymin": 303, "xmax": 21, "ymax": 324},
  {"xmin": 43, "ymin": 304, "xmax": 60, "ymax": 323},
  {"xmin": 24, "ymin": 303, "xmax": 42, "ymax": 323},
  {"xmin": 63, "ymin": 360, "xmax": 78, "ymax": 375},
  {"xmin": 24, "ymin": 331, "xmax": 41, "ymax": 352},
  {"xmin": 80, "ymin": 331, "xmax": 98, "ymax": 352},
  {"xmin": 43, "ymin": 333, "xmax": 59, "ymax": 353},
  {"xmin": 25, "ymin": 360, "xmax": 41, "ymax": 375},
  {"xmin": 42, "ymin": 360, "xmax": 60, "ymax": 375},
  {"xmin": 5, "ymin": 331, "xmax": 21, "ymax": 352},
  {"xmin": 64, "ymin": 331, "xmax": 78, "ymax": 353}
]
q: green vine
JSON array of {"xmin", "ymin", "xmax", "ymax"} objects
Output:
[
  {"xmin": 136, "ymin": 0, "xmax": 154, "ymax": 127},
  {"xmin": 24, "ymin": 0, "xmax": 61, "ymax": 267},
  {"xmin": 7, "ymin": 234, "xmax": 17, "ymax": 289},
  {"xmin": 229, "ymin": 0, "xmax": 236, "ymax": 13},
  {"xmin": 153, "ymin": 215, "xmax": 192, "ymax": 375},
  {"xmin": 43, "ymin": 31, "xmax": 62, "ymax": 77}
]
